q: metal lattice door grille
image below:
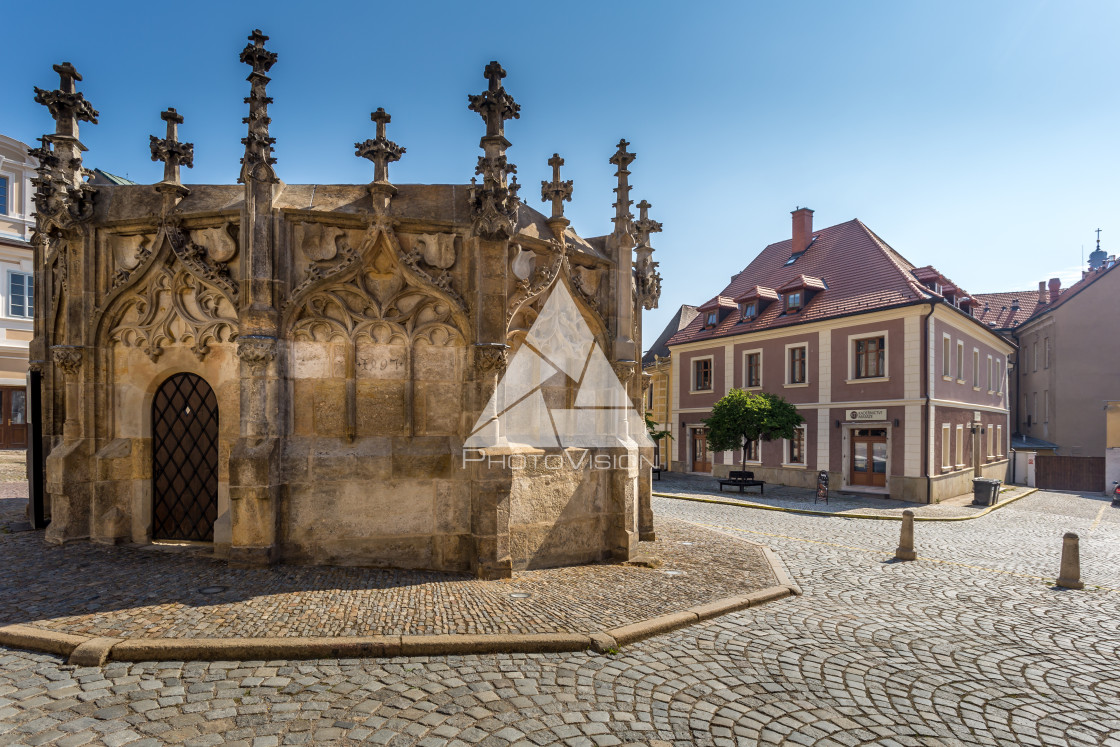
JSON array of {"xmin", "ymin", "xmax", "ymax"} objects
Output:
[{"xmin": 152, "ymin": 373, "xmax": 219, "ymax": 541}]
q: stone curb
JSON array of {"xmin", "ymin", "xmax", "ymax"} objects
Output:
[
  {"xmin": 653, "ymin": 487, "xmax": 1039, "ymax": 522},
  {"xmin": 0, "ymin": 548, "xmax": 801, "ymax": 665}
]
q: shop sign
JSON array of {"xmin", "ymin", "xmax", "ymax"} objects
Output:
[{"xmin": 845, "ymin": 408, "xmax": 887, "ymax": 422}]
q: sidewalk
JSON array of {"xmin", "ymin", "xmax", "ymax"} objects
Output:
[{"xmin": 653, "ymin": 471, "xmax": 1036, "ymax": 520}]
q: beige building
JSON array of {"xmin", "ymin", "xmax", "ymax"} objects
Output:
[
  {"xmin": 0, "ymin": 134, "xmax": 36, "ymax": 448},
  {"xmin": 1107, "ymin": 401, "xmax": 1119, "ymax": 496},
  {"xmin": 28, "ymin": 39, "xmax": 661, "ymax": 575},
  {"xmin": 1013, "ymin": 260, "xmax": 1120, "ymax": 459},
  {"xmin": 642, "ymin": 305, "xmax": 698, "ymax": 472}
]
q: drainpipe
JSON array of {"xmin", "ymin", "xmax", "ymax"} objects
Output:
[{"xmin": 922, "ymin": 299, "xmax": 937, "ymax": 504}]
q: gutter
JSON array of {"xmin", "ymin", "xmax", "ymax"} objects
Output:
[{"xmin": 922, "ymin": 299, "xmax": 937, "ymax": 504}]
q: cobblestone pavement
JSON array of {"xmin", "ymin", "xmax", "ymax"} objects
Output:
[
  {"xmin": 2, "ymin": 489, "xmax": 1119, "ymax": 745},
  {"xmin": 655, "ymin": 471, "xmax": 1037, "ymax": 519},
  {"xmin": 0, "ymin": 491, "xmax": 775, "ymax": 639}
]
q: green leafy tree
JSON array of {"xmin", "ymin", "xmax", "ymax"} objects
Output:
[
  {"xmin": 703, "ymin": 389, "xmax": 804, "ymax": 466},
  {"xmin": 645, "ymin": 411, "xmax": 672, "ymax": 443}
]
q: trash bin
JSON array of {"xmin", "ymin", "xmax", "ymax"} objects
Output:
[{"xmin": 972, "ymin": 478, "xmax": 1001, "ymax": 506}]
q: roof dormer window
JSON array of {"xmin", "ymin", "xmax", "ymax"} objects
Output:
[
  {"xmin": 785, "ymin": 291, "xmax": 802, "ymax": 312},
  {"xmin": 705, "ymin": 311, "xmax": 719, "ymax": 328},
  {"xmin": 738, "ymin": 302, "xmax": 756, "ymax": 321}
]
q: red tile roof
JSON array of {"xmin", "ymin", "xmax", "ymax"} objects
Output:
[
  {"xmin": 970, "ymin": 290, "xmax": 1042, "ymax": 330},
  {"xmin": 668, "ymin": 219, "xmax": 934, "ymax": 346}
]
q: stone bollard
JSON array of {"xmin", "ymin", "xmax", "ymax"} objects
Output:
[
  {"xmin": 1056, "ymin": 532, "xmax": 1085, "ymax": 589},
  {"xmin": 894, "ymin": 510, "xmax": 916, "ymax": 561}
]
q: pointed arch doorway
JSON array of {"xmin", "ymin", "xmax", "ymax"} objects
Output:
[{"xmin": 151, "ymin": 373, "xmax": 219, "ymax": 541}]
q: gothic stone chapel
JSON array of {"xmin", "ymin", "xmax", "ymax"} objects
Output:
[{"xmin": 29, "ymin": 31, "xmax": 663, "ymax": 578}]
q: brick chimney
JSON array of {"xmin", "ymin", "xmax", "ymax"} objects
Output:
[
  {"xmin": 1048, "ymin": 277, "xmax": 1061, "ymax": 303},
  {"xmin": 1038, "ymin": 281, "xmax": 1047, "ymax": 304},
  {"xmin": 791, "ymin": 207, "xmax": 814, "ymax": 254}
]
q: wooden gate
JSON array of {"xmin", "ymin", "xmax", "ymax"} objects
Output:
[
  {"xmin": 152, "ymin": 373, "xmax": 219, "ymax": 541},
  {"xmin": 1036, "ymin": 456, "xmax": 1105, "ymax": 492}
]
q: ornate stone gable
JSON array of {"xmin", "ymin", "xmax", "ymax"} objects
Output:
[
  {"xmin": 99, "ymin": 226, "xmax": 239, "ymax": 362},
  {"xmin": 285, "ymin": 227, "xmax": 467, "ymax": 345}
]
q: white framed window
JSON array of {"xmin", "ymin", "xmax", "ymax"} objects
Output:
[
  {"xmin": 987, "ymin": 427, "xmax": 994, "ymax": 458},
  {"xmin": 955, "ymin": 424, "xmax": 964, "ymax": 467},
  {"xmin": 942, "ymin": 334, "xmax": 952, "ymax": 378},
  {"xmin": 691, "ymin": 356, "xmax": 713, "ymax": 392},
  {"xmin": 848, "ymin": 330, "xmax": 888, "ymax": 381},
  {"xmin": 996, "ymin": 425, "xmax": 1003, "ymax": 456},
  {"xmin": 995, "ymin": 358, "xmax": 1003, "ymax": 394},
  {"xmin": 986, "ymin": 354, "xmax": 993, "ymax": 393},
  {"xmin": 785, "ymin": 343, "xmax": 808, "ymax": 386},
  {"xmin": 785, "ymin": 425, "xmax": 807, "ymax": 465},
  {"xmin": 941, "ymin": 424, "xmax": 951, "ymax": 470},
  {"xmin": 743, "ymin": 349, "xmax": 763, "ymax": 389},
  {"xmin": 971, "ymin": 349, "xmax": 979, "ymax": 388},
  {"xmin": 956, "ymin": 341, "xmax": 964, "ymax": 381},
  {"xmin": 1033, "ymin": 342, "xmax": 1038, "ymax": 371},
  {"xmin": 8, "ymin": 272, "xmax": 33, "ymax": 319},
  {"xmin": 0, "ymin": 176, "xmax": 8, "ymax": 216},
  {"xmin": 1044, "ymin": 337, "xmax": 1050, "ymax": 369}
]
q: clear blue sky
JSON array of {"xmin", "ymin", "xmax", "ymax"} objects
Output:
[{"xmin": 3, "ymin": 0, "xmax": 1116, "ymax": 341}]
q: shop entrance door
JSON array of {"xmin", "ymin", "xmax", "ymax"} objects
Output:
[
  {"xmin": 0, "ymin": 387, "xmax": 28, "ymax": 449},
  {"xmin": 691, "ymin": 428, "xmax": 712, "ymax": 473},
  {"xmin": 850, "ymin": 428, "xmax": 887, "ymax": 488}
]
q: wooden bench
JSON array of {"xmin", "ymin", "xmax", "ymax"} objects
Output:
[{"xmin": 718, "ymin": 470, "xmax": 765, "ymax": 494}]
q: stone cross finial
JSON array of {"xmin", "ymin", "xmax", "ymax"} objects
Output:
[
  {"xmin": 633, "ymin": 199, "xmax": 662, "ymax": 248},
  {"xmin": 355, "ymin": 107, "xmax": 405, "ymax": 184},
  {"xmin": 34, "ymin": 61, "xmax": 99, "ymax": 141},
  {"xmin": 150, "ymin": 108, "xmax": 194, "ymax": 187},
  {"xmin": 54, "ymin": 62, "xmax": 82, "ymax": 92},
  {"xmin": 540, "ymin": 153, "xmax": 574, "ymax": 220},
  {"xmin": 609, "ymin": 139, "xmax": 636, "ymax": 233},
  {"xmin": 468, "ymin": 60, "xmax": 520, "ymax": 141},
  {"xmin": 240, "ymin": 29, "xmax": 277, "ymax": 73}
]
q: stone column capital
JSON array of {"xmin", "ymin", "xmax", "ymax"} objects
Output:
[
  {"xmin": 237, "ymin": 335, "xmax": 278, "ymax": 372},
  {"xmin": 51, "ymin": 345, "xmax": 83, "ymax": 376}
]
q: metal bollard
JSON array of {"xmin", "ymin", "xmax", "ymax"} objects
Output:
[
  {"xmin": 895, "ymin": 509, "xmax": 916, "ymax": 561},
  {"xmin": 1056, "ymin": 532, "xmax": 1085, "ymax": 589}
]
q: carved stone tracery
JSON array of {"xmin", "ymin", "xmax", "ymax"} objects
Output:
[{"xmin": 107, "ymin": 261, "xmax": 238, "ymax": 362}]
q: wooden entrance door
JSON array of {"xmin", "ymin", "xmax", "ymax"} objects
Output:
[
  {"xmin": 0, "ymin": 386, "xmax": 28, "ymax": 449},
  {"xmin": 850, "ymin": 428, "xmax": 887, "ymax": 488},
  {"xmin": 152, "ymin": 373, "xmax": 219, "ymax": 542},
  {"xmin": 691, "ymin": 428, "xmax": 712, "ymax": 472}
]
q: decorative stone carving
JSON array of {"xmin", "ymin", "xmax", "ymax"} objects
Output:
[
  {"xmin": 289, "ymin": 236, "xmax": 462, "ymax": 344},
  {"xmin": 167, "ymin": 225, "xmax": 238, "ymax": 303},
  {"xmin": 634, "ymin": 199, "xmax": 663, "ymax": 311},
  {"xmin": 193, "ymin": 225, "xmax": 237, "ymax": 263},
  {"xmin": 507, "ymin": 253, "xmax": 562, "ymax": 323},
  {"xmin": 511, "ymin": 245, "xmax": 535, "ymax": 281},
  {"xmin": 107, "ymin": 263, "xmax": 238, "ymax": 361},
  {"xmin": 611, "ymin": 360, "xmax": 635, "ymax": 384},
  {"xmin": 237, "ymin": 335, "xmax": 277, "ymax": 371},
  {"xmin": 51, "ymin": 346, "xmax": 83, "ymax": 376},
  {"xmin": 413, "ymin": 233, "xmax": 456, "ymax": 270},
  {"xmin": 540, "ymin": 153, "xmax": 573, "ymax": 220},
  {"xmin": 149, "ymin": 108, "xmax": 194, "ymax": 190},
  {"xmin": 473, "ymin": 344, "xmax": 509, "ymax": 376},
  {"xmin": 238, "ymin": 30, "xmax": 279, "ymax": 185},
  {"xmin": 355, "ymin": 108, "xmax": 404, "ymax": 185},
  {"xmin": 570, "ymin": 265, "xmax": 602, "ymax": 311},
  {"xmin": 467, "ymin": 61, "xmax": 521, "ymax": 241},
  {"xmin": 297, "ymin": 223, "xmax": 343, "ymax": 263},
  {"xmin": 288, "ymin": 229, "xmax": 361, "ymax": 306}
]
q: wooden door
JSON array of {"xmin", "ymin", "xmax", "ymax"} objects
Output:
[
  {"xmin": 0, "ymin": 387, "xmax": 28, "ymax": 449},
  {"xmin": 850, "ymin": 429, "xmax": 887, "ymax": 487},
  {"xmin": 691, "ymin": 428, "xmax": 711, "ymax": 473}
]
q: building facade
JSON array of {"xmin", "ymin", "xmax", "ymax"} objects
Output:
[
  {"xmin": 667, "ymin": 209, "xmax": 1013, "ymax": 503},
  {"xmin": 0, "ymin": 134, "xmax": 37, "ymax": 448},
  {"xmin": 29, "ymin": 37, "xmax": 661, "ymax": 575},
  {"xmin": 1010, "ymin": 259, "xmax": 1120, "ymax": 458},
  {"xmin": 642, "ymin": 304, "xmax": 698, "ymax": 472}
]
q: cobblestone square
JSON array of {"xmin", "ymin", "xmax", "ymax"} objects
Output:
[{"xmin": 2, "ymin": 484, "xmax": 1119, "ymax": 745}]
